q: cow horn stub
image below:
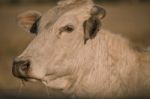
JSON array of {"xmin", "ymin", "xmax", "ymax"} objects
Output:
[{"xmin": 90, "ymin": 5, "xmax": 106, "ymax": 19}]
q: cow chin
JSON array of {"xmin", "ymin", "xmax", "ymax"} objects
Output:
[
  {"xmin": 24, "ymin": 77, "xmax": 41, "ymax": 82},
  {"xmin": 41, "ymin": 74, "xmax": 73, "ymax": 91}
]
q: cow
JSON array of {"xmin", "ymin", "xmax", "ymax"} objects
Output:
[{"xmin": 12, "ymin": 0, "xmax": 150, "ymax": 98}]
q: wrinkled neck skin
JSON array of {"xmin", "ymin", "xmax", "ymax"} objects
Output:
[
  {"xmin": 71, "ymin": 30, "xmax": 139, "ymax": 98},
  {"xmin": 43, "ymin": 30, "xmax": 150, "ymax": 98}
]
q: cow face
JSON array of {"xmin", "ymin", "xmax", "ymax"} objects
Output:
[{"xmin": 12, "ymin": 0, "xmax": 105, "ymax": 91}]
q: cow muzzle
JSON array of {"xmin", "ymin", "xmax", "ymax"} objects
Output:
[{"xmin": 12, "ymin": 58, "xmax": 30, "ymax": 80}]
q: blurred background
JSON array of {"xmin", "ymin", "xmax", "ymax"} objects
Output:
[{"xmin": 0, "ymin": 0, "xmax": 150, "ymax": 99}]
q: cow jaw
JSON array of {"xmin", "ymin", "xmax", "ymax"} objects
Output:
[{"xmin": 42, "ymin": 75, "xmax": 75, "ymax": 91}]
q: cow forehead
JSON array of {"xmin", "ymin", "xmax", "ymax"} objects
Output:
[
  {"xmin": 57, "ymin": 10, "xmax": 90, "ymax": 24},
  {"xmin": 39, "ymin": 4, "xmax": 92, "ymax": 31}
]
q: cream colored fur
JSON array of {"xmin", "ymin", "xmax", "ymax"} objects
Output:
[{"xmin": 16, "ymin": 0, "xmax": 150, "ymax": 98}]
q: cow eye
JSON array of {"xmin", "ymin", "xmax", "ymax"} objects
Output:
[{"xmin": 60, "ymin": 24, "xmax": 74, "ymax": 33}]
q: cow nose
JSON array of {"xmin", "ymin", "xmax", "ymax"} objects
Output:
[{"xmin": 12, "ymin": 58, "xmax": 30, "ymax": 78}]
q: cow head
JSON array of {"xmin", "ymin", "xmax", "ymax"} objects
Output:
[{"xmin": 12, "ymin": 0, "xmax": 106, "ymax": 92}]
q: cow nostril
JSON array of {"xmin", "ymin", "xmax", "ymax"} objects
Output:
[
  {"xmin": 12, "ymin": 59, "xmax": 31, "ymax": 78},
  {"xmin": 20, "ymin": 60, "xmax": 30, "ymax": 74}
]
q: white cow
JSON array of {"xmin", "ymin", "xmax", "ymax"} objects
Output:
[{"xmin": 12, "ymin": 0, "xmax": 150, "ymax": 98}]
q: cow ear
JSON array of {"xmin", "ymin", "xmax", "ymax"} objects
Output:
[
  {"xmin": 83, "ymin": 5, "xmax": 106, "ymax": 44},
  {"xmin": 17, "ymin": 10, "xmax": 41, "ymax": 34}
]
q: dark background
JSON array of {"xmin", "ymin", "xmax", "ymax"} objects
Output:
[
  {"xmin": 0, "ymin": 0, "xmax": 150, "ymax": 98},
  {"xmin": 0, "ymin": 0, "xmax": 150, "ymax": 4}
]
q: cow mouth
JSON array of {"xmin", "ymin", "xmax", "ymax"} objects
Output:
[
  {"xmin": 16, "ymin": 73, "xmax": 54, "ymax": 84},
  {"xmin": 18, "ymin": 76, "xmax": 43, "ymax": 82}
]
